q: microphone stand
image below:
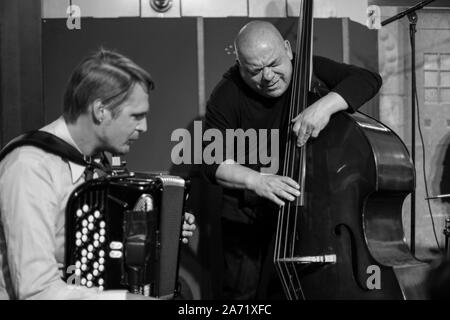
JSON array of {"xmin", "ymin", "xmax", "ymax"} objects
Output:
[
  {"xmin": 381, "ymin": 0, "xmax": 436, "ymax": 256},
  {"xmin": 426, "ymin": 195, "xmax": 450, "ymax": 258}
]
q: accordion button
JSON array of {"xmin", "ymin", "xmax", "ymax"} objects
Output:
[
  {"xmin": 75, "ymin": 232, "xmax": 82, "ymax": 239},
  {"xmin": 93, "ymin": 233, "xmax": 100, "ymax": 240},
  {"xmin": 99, "ymin": 257, "xmax": 105, "ymax": 265},
  {"xmin": 75, "ymin": 269, "xmax": 81, "ymax": 276},
  {"xmin": 88, "ymin": 215, "xmax": 94, "ymax": 223},
  {"xmin": 81, "ymin": 257, "xmax": 88, "ymax": 264},
  {"xmin": 87, "ymin": 281, "xmax": 93, "ymax": 288},
  {"xmin": 99, "ymin": 286, "xmax": 104, "ymax": 291},
  {"xmin": 98, "ymin": 278, "xmax": 104, "ymax": 286},
  {"xmin": 82, "ymin": 204, "xmax": 89, "ymax": 213},
  {"xmin": 109, "ymin": 241, "xmax": 123, "ymax": 250},
  {"xmin": 81, "ymin": 249, "xmax": 87, "ymax": 257},
  {"xmin": 87, "ymin": 274, "xmax": 93, "ymax": 281},
  {"xmin": 87, "ymin": 252, "xmax": 94, "ymax": 260},
  {"xmin": 75, "ymin": 261, "xmax": 81, "ymax": 268},
  {"xmin": 81, "ymin": 235, "xmax": 88, "ymax": 242},
  {"xmin": 75, "ymin": 239, "xmax": 82, "ymax": 247},
  {"xmin": 81, "ymin": 278, "xmax": 87, "ymax": 285},
  {"xmin": 93, "ymin": 262, "xmax": 99, "ymax": 269},
  {"xmin": 94, "ymin": 210, "xmax": 101, "ymax": 219},
  {"xmin": 99, "ymin": 229, "xmax": 106, "ymax": 236},
  {"xmin": 88, "ymin": 223, "xmax": 94, "ymax": 231},
  {"xmin": 88, "ymin": 245, "xmax": 94, "ymax": 252},
  {"xmin": 99, "ymin": 250, "xmax": 105, "ymax": 257},
  {"xmin": 81, "ymin": 220, "xmax": 88, "ymax": 227},
  {"xmin": 99, "ymin": 236, "xmax": 106, "ymax": 243},
  {"xmin": 109, "ymin": 250, "xmax": 122, "ymax": 259},
  {"xmin": 93, "ymin": 241, "xmax": 100, "ymax": 248},
  {"xmin": 99, "ymin": 265, "xmax": 105, "ymax": 272},
  {"xmin": 76, "ymin": 209, "xmax": 83, "ymax": 218},
  {"xmin": 81, "ymin": 264, "xmax": 87, "ymax": 271},
  {"xmin": 93, "ymin": 270, "xmax": 99, "ymax": 277},
  {"xmin": 99, "ymin": 221, "xmax": 106, "ymax": 228}
]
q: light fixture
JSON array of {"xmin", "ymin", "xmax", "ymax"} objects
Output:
[{"xmin": 150, "ymin": 0, "xmax": 173, "ymax": 13}]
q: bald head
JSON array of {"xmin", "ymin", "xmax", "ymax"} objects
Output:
[
  {"xmin": 233, "ymin": 21, "xmax": 293, "ymax": 98},
  {"xmin": 234, "ymin": 21, "xmax": 286, "ymax": 63}
]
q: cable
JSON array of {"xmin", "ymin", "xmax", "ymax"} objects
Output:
[
  {"xmin": 408, "ymin": 23, "xmax": 441, "ymax": 251},
  {"xmin": 415, "ymin": 90, "xmax": 441, "ymax": 250}
]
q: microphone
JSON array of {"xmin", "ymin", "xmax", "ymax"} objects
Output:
[
  {"xmin": 133, "ymin": 194, "xmax": 154, "ymax": 212},
  {"xmin": 123, "ymin": 194, "xmax": 155, "ymax": 295}
]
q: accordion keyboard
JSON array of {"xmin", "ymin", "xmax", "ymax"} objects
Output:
[{"xmin": 64, "ymin": 173, "xmax": 187, "ymax": 298}]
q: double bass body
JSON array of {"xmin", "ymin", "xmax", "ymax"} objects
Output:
[
  {"xmin": 273, "ymin": 0, "xmax": 428, "ymax": 300},
  {"xmin": 275, "ymin": 111, "xmax": 429, "ymax": 299}
]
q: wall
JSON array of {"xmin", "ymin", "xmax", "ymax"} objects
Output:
[
  {"xmin": 0, "ymin": 0, "xmax": 43, "ymax": 146},
  {"xmin": 42, "ymin": 17, "xmax": 379, "ymax": 174},
  {"xmin": 378, "ymin": 6, "xmax": 450, "ymax": 259},
  {"xmin": 42, "ymin": 18, "xmax": 199, "ymax": 173},
  {"xmin": 42, "ymin": 0, "xmax": 369, "ymax": 25}
]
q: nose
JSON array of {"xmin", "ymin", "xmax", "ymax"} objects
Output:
[
  {"xmin": 136, "ymin": 117, "xmax": 147, "ymax": 133},
  {"xmin": 262, "ymin": 67, "xmax": 274, "ymax": 82}
]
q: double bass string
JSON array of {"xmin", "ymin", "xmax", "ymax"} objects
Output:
[
  {"xmin": 291, "ymin": 1, "xmax": 315, "ymax": 260},
  {"xmin": 284, "ymin": 1, "xmax": 310, "ymax": 297},
  {"xmin": 280, "ymin": 0, "xmax": 314, "ymax": 299},
  {"xmin": 274, "ymin": 0, "xmax": 315, "ymax": 299},
  {"xmin": 275, "ymin": 16, "xmax": 300, "ymax": 298}
]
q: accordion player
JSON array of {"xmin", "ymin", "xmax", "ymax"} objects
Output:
[{"xmin": 63, "ymin": 170, "xmax": 189, "ymax": 299}]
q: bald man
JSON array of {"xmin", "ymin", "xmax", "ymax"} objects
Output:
[{"xmin": 204, "ymin": 21, "xmax": 382, "ymax": 299}]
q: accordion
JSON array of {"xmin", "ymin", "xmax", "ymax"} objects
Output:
[{"xmin": 64, "ymin": 172, "xmax": 189, "ymax": 299}]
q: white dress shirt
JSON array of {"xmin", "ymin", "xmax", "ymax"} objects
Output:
[{"xmin": 0, "ymin": 117, "xmax": 126, "ymax": 299}]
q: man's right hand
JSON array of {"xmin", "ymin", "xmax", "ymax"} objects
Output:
[
  {"xmin": 246, "ymin": 172, "xmax": 300, "ymax": 207},
  {"xmin": 216, "ymin": 160, "xmax": 300, "ymax": 207}
]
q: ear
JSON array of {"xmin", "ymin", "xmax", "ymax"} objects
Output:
[
  {"xmin": 91, "ymin": 99, "xmax": 105, "ymax": 124},
  {"xmin": 284, "ymin": 40, "xmax": 293, "ymax": 60}
]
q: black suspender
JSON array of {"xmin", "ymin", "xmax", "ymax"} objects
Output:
[{"xmin": 0, "ymin": 131, "xmax": 110, "ymax": 173}]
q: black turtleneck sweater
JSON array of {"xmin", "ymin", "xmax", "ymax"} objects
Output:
[{"xmin": 204, "ymin": 55, "xmax": 382, "ymax": 223}]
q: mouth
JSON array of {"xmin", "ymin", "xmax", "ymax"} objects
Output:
[
  {"xmin": 126, "ymin": 139, "xmax": 137, "ymax": 145},
  {"xmin": 128, "ymin": 135, "xmax": 139, "ymax": 143},
  {"xmin": 263, "ymin": 79, "xmax": 280, "ymax": 90}
]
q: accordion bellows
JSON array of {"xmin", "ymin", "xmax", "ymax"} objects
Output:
[{"xmin": 63, "ymin": 172, "xmax": 188, "ymax": 299}]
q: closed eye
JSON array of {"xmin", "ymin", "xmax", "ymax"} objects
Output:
[
  {"xmin": 133, "ymin": 113, "xmax": 147, "ymax": 121},
  {"xmin": 247, "ymin": 68, "xmax": 261, "ymax": 76}
]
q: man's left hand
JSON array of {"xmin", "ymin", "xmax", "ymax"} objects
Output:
[
  {"xmin": 181, "ymin": 212, "xmax": 196, "ymax": 244},
  {"xmin": 291, "ymin": 92, "xmax": 348, "ymax": 147}
]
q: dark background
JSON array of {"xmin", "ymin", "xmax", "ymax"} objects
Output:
[{"xmin": 41, "ymin": 17, "xmax": 379, "ymax": 174}]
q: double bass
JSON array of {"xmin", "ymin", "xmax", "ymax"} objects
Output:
[{"xmin": 273, "ymin": 0, "xmax": 429, "ymax": 299}]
